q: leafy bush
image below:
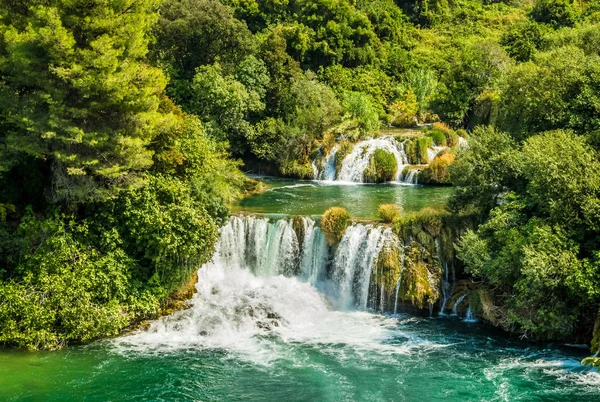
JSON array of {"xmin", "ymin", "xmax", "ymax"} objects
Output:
[
  {"xmin": 426, "ymin": 130, "xmax": 447, "ymax": 146},
  {"xmin": 530, "ymin": 0, "xmax": 578, "ymax": 28},
  {"xmin": 320, "ymin": 207, "xmax": 351, "ymax": 246},
  {"xmin": 378, "ymin": 204, "xmax": 402, "ymax": 223},
  {"xmin": 365, "ymin": 149, "xmax": 398, "ymax": 183},
  {"xmin": 420, "ymin": 152, "xmax": 456, "ymax": 184},
  {"xmin": 0, "ymin": 213, "xmax": 158, "ymax": 350}
]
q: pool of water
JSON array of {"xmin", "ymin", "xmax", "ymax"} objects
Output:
[
  {"xmin": 1, "ymin": 311, "xmax": 596, "ymax": 401},
  {"xmin": 234, "ymin": 177, "xmax": 454, "ymax": 218}
]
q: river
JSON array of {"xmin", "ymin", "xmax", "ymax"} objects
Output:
[{"xmin": 1, "ymin": 180, "xmax": 598, "ymax": 401}]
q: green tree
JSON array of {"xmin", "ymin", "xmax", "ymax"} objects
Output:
[
  {"xmin": 0, "ymin": 0, "xmax": 170, "ymax": 203},
  {"xmin": 530, "ymin": 0, "xmax": 578, "ymax": 29}
]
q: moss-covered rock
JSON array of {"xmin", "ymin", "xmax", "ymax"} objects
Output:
[
  {"xmin": 468, "ymin": 287, "xmax": 508, "ymax": 328},
  {"xmin": 364, "ymin": 149, "xmax": 398, "ymax": 183},
  {"xmin": 370, "ymin": 239, "xmax": 403, "ymax": 311},
  {"xmin": 400, "ymin": 242, "xmax": 441, "ymax": 308},
  {"xmin": 320, "ymin": 207, "xmax": 351, "ymax": 246},
  {"xmin": 335, "ymin": 140, "xmax": 355, "ymax": 173},
  {"xmin": 292, "ymin": 216, "xmax": 307, "ymax": 250}
]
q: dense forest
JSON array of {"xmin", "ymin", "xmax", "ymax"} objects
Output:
[{"xmin": 1, "ymin": 0, "xmax": 600, "ymax": 363}]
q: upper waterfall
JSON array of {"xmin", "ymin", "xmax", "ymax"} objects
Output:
[
  {"xmin": 336, "ymin": 137, "xmax": 408, "ymax": 183},
  {"xmin": 314, "ymin": 136, "xmax": 426, "ymax": 184}
]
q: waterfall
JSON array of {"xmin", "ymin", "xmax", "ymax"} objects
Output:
[
  {"xmin": 452, "ymin": 293, "xmax": 468, "ymax": 316},
  {"xmin": 220, "ymin": 215, "xmax": 310, "ymax": 277},
  {"xmin": 317, "ymin": 145, "xmax": 339, "ymax": 181},
  {"xmin": 298, "ymin": 218, "xmax": 329, "ymax": 286},
  {"xmin": 464, "ymin": 306, "xmax": 478, "ymax": 323},
  {"xmin": 330, "ymin": 224, "xmax": 391, "ymax": 310},
  {"xmin": 217, "ymin": 216, "xmax": 396, "ymax": 311},
  {"xmin": 314, "ymin": 137, "xmax": 413, "ymax": 183},
  {"xmin": 337, "ymin": 137, "xmax": 408, "ymax": 182},
  {"xmin": 403, "ymin": 169, "xmax": 419, "ymax": 185}
]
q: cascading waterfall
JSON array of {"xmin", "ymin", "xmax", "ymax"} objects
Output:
[
  {"xmin": 298, "ymin": 218, "xmax": 329, "ymax": 286},
  {"xmin": 464, "ymin": 306, "xmax": 478, "ymax": 323},
  {"xmin": 330, "ymin": 224, "xmax": 392, "ymax": 310},
  {"xmin": 216, "ymin": 215, "xmax": 397, "ymax": 311},
  {"xmin": 125, "ymin": 214, "xmax": 470, "ymax": 353},
  {"xmin": 337, "ymin": 137, "xmax": 408, "ymax": 183},
  {"xmin": 316, "ymin": 145, "xmax": 339, "ymax": 181},
  {"xmin": 403, "ymin": 169, "xmax": 419, "ymax": 185},
  {"xmin": 314, "ymin": 137, "xmax": 423, "ymax": 184},
  {"xmin": 437, "ymin": 237, "xmax": 454, "ymax": 315},
  {"xmin": 219, "ymin": 215, "xmax": 300, "ymax": 277}
]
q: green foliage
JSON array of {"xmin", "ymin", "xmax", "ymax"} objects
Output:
[
  {"xmin": 432, "ymin": 40, "xmax": 510, "ymax": 127},
  {"xmin": 378, "ymin": 204, "xmax": 402, "ymax": 223},
  {"xmin": 154, "ymin": 0, "xmax": 255, "ymax": 81},
  {"xmin": 500, "ymin": 22, "xmax": 546, "ymax": 62},
  {"xmin": 320, "ymin": 207, "xmax": 351, "ymax": 246},
  {"xmin": 420, "ymin": 151, "xmax": 456, "ymax": 184},
  {"xmin": 342, "ymin": 92, "xmax": 381, "ymax": 138},
  {"xmin": 454, "ymin": 129, "xmax": 600, "ymax": 340},
  {"xmin": 365, "ymin": 149, "xmax": 398, "ymax": 183},
  {"xmin": 426, "ymin": 130, "xmax": 447, "ymax": 147},
  {"xmin": 530, "ymin": 0, "xmax": 578, "ymax": 28},
  {"xmin": 0, "ymin": 0, "xmax": 170, "ymax": 203},
  {"xmin": 0, "ymin": 1, "xmax": 244, "ymax": 349},
  {"xmin": 499, "ymin": 47, "xmax": 600, "ymax": 139},
  {"xmin": 0, "ymin": 212, "xmax": 159, "ymax": 350}
]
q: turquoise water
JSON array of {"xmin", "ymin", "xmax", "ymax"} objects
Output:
[
  {"xmin": 1, "ymin": 315, "xmax": 596, "ymax": 401},
  {"xmin": 234, "ymin": 177, "xmax": 453, "ymax": 218}
]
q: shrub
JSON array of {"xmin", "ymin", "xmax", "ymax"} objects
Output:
[
  {"xmin": 530, "ymin": 0, "xmax": 577, "ymax": 28},
  {"xmin": 281, "ymin": 160, "xmax": 315, "ymax": 179},
  {"xmin": 320, "ymin": 207, "xmax": 351, "ymax": 246},
  {"xmin": 420, "ymin": 152, "xmax": 456, "ymax": 184},
  {"xmin": 426, "ymin": 129, "xmax": 447, "ymax": 147},
  {"xmin": 389, "ymin": 89, "xmax": 418, "ymax": 127},
  {"xmin": 365, "ymin": 149, "xmax": 398, "ymax": 183},
  {"xmin": 0, "ymin": 212, "xmax": 159, "ymax": 350},
  {"xmin": 417, "ymin": 137, "xmax": 433, "ymax": 164},
  {"xmin": 378, "ymin": 204, "xmax": 402, "ymax": 223}
]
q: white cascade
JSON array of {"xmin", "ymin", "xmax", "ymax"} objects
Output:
[
  {"xmin": 316, "ymin": 145, "xmax": 339, "ymax": 181},
  {"xmin": 330, "ymin": 223, "xmax": 393, "ymax": 310},
  {"xmin": 336, "ymin": 137, "xmax": 408, "ymax": 183},
  {"xmin": 464, "ymin": 305, "xmax": 478, "ymax": 323},
  {"xmin": 403, "ymin": 169, "xmax": 419, "ymax": 185},
  {"xmin": 452, "ymin": 293, "xmax": 468, "ymax": 316}
]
